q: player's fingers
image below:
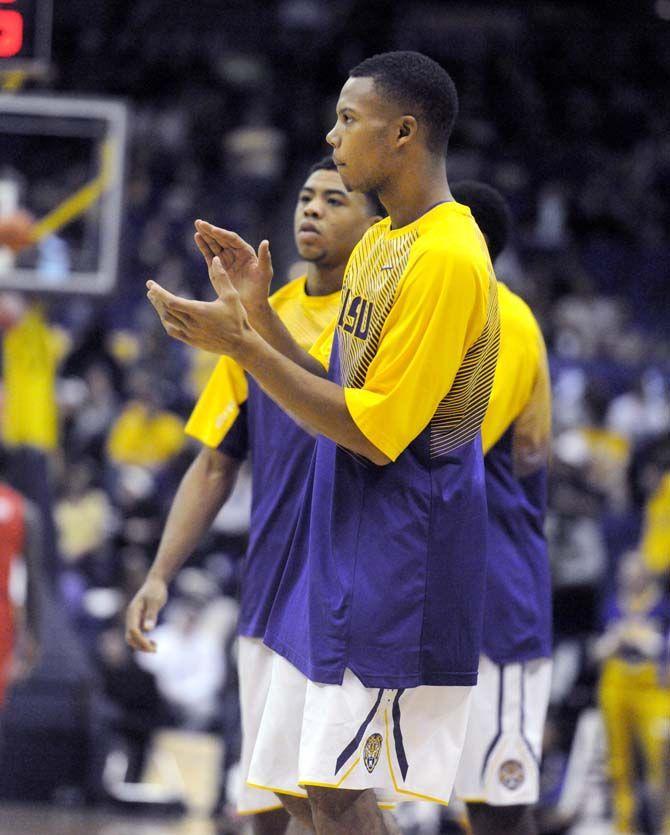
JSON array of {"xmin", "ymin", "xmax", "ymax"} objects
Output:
[
  {"xmin": 145, "ymin": 286, "xmax": 193, "ymax": 330},
  {"xmin": 147, "ymin": 281, "xmax": 198, "ymax": 317},
  {"xmin": 196, "ymin": 227, "xmax": 237, "ymax": 272},
  {"xmin": 146, "ymin": 297, "xmax": 187, "ymax": 341},
  {"xmin": 162, "ymin": 309, "xmax": 190, "ymax": 331},
  {"xmin": 194, "ymin": 233, "xmax": 214, "ymax": 267},
  {"xmin": 125, "ymin": 601, "xmax": 155, "ymax": 651},
  {"xmin": 146, "ymin": 286, "xmax": 170, "ymax": 321},
  {"xmin": 125, "ymin": 598, "xmax": 142, "ymax": 634},
  {"xmin": 196, "ymin": 221, "xmax": 253, "ymax": 254},
  {"xmin": 257, "ymin": 239, "xmax": 274, "ymax": 280},
  {"xmin": 198, "ymin": 228, "xmax": 223, "ymax": 256},
  {"xmin": 141, "ymin": 598, "xmax": 162, "ymax": 632},
  {"xmin": 126, "ymin": 626, "xmax": 156, "ymax": 653},
  {"xmin": 210, "ymin": 255, "xmax": 236, "ymax": 298},
  {"xmin": 164, "ymin": 321, "xmax": 187, "ymax": 342},
  {"xmin": 194, "ymin": 219, "xmax": 222, "ymax": 245},
  {"xmin": 197, "ymin": 229, "xmax": 223, "ymax": 261}
]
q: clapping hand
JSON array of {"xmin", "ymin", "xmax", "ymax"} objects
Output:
[
  {"xmin": 146, "ymin": 254, "xmax": 253, "ymax": 357},
  {"xmin": 194, "ymin": 220, "xmax": 273, "ymax": 323}
]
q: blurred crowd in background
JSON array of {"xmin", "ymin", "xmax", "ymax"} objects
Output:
[{"xmin": 1, "ymin": 2, "xmax": 670, "ymax": 833}]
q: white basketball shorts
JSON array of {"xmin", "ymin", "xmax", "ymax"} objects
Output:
[
  {"xmin": 247, "ymin": 649, "xmax": 473, "ymax": 806},
  {"xmin": 237, "ymin": 636, "xmax": 285, "ymax": 814},
  {"xmin": 454, "ymin": 654, "xmax": 552, "ymax": 806}
]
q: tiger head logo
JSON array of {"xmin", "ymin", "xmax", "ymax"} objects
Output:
[
  {"xmin": 499, "ymin": 759, "xmax": 525, "ymax": 790},
  {"xmin": 363, "ymin": 733, "xmax": 383, "ymax": 773}
]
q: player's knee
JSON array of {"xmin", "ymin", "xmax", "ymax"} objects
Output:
[
  {"xmin": 277, "ymin": 794, "xmax": 313, "ymax": 828},
  {"xmin": 306, "ymin": 785, "xmax": 365, "ymax": 817}
]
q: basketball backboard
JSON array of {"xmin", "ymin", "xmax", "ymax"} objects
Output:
[{"xmin": 0, "ymin": 93, "xmax": 127, "ymax": 295}]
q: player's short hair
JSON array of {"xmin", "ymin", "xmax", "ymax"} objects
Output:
[
  {"xmin": 451, "ymin": 180, "xmax": 512, "ymax": 262},
  {"xmin": 308, "ymin": 156, "xmax": 385, "ymax": 217},
  {"xmin": 349, "ymin": 51, "xmax": 458, "ymax": 153},
  {"xmin": 308, "ymin": 156, "xmax": 338, "ymax": 176}
]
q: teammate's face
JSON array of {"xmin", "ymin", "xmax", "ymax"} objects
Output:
[
  {"xmin": 293, "ymin": 168, "xmax": 377, "ymax": 268},
  {"xmin": 326, "ymin": 76, "xmax": 400, "ymax": 194}
]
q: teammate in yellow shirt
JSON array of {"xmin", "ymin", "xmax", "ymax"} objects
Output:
[
  {"xmin": 451, "ymin": 182, "xmax": 552, "ymax": 835},
  {"xmin": 126, "ymin": 157, "xmax": 382, "ymax": 834}
]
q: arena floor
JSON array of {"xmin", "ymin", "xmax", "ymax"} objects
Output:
[
  {"xmin": 0, "ymin": 804, "xmax": 617, "ymax": 835},
  {"xmin": 0, "ymin": 805, "xmax": 227, "ymax": 835}
]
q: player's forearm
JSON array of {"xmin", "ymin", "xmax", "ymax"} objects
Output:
[
  {"xmin": 248, "ymin": 303, "xmax": 327, "ymax": 376},
  {"xmin": 148, "ymin": 448, "xmax": 240, "ymax": 583},
  {"xmin": 237, "ymin": 331, "xmax": 390, "ymax": 465}
]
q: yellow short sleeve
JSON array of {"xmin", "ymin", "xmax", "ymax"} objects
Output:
[
  {"xmin": 309, "ymin": 314, "xmax": 337, "ymax": 371},
  {"xmin": 482, "ymin": 290, "xmax": 538, "ymax": 453},
  {"xmin": 185, "ymin": 356, "xmax": 248, "ymax": 448},
  {"xmin": 511, "ymin": 339, "xmax": 551, "ymax": 476},
  {"xmin": 344, "ymin": 242, "xmax": 490, "ymax": 462},
  {"xmin": 481, "ymin": 287, "xmax": 551, "ymax": 467}
]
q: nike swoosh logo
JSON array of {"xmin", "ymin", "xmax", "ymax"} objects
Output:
[{"xmin": 381, "ymin": 265, "xmax": 394, "ymax": 270}]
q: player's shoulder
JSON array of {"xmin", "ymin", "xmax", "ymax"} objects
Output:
[
  {"xmin": 414, "ymin": 203, "xmax": 485, "ymax": 263},
  {"xmin": 406, "ymin": 226, "xmax": 490, "ymax": 300},
  {"xmin": 498, "ymin": 282, "xmax": 545, "ymax": 367},
  {"xmin": 268, "ymin": 275, "xmax": 306, "ymax": 312},
  {"xmin": 498, "ymin": 283, "xmax": 541, "ymax": 336}
]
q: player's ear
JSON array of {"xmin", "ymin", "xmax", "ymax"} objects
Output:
[{"xmin": 396, "ymin": 116, "xmax": 417, "ymax": 148}]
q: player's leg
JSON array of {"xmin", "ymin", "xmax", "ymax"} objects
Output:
[
  {"xmin": 305, "ymin": 786, "xmax": 387, "ymax": 835},
  {"xmin": 238, "ymin": 638, "xmax": 295, "ymax": 830},
  {"xmin": 466, "ymin": 802, "xmax": 536, "ymax": 835},
  {"xmin": 248, "ymin": 651, "xmax": 313, "ymax": 827},
  {"xmin": 251, "ymin": 658, "xmax": 468, "ymax": 832},
  {"xmin": 280, "ymin": 795, "xmax": 315, "ymax": 830},
  {"xmin": 455, "ymin": 656, "xmax": 551, "ymax": 835},
  {"xmin": 286, "ymin": 817, "xmax": 315, "ymax": 835},
  {"xmin": 298, "ymin": 669, "xmax": 472, "ymax": 830}
]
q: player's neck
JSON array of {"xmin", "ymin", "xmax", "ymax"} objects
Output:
[
  {"xmin": 305, "ymin": 263, "xmax": 343, "ymax": 297},
  {"xmin": 381, "ymin": 158, "xmax": 452, "ymax": 230}
]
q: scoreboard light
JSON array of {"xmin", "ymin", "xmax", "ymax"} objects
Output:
[{"xmin": 0, "ymin": 0, "xmax": 52, "ymax": 73}]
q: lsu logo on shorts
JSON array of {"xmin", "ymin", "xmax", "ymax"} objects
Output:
[
  {"xmin": 363, "ymin": 733, "xmax": 383, "ymax": 773},
  {"xmin": 498, "ymin": 759, "xmax": 525, "ymax": 790}
]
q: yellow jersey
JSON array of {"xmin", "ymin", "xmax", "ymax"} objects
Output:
[{"xmin": 185, "ymin": 275, "xmax": 340, "ymax": 447}]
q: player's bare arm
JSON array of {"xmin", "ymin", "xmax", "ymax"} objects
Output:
[
  {"xmin": 125, "ymin": 446, "xmax": 241, "ymax": 653},
  {"xmin": 146, "ymin": 265, "xmax": 390, "ymax": 466},
  {"xmin": 194, "ymin": 220, "xmax": 327, "ymax": 377}
]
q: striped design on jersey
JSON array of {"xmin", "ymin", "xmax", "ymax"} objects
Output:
[
  {"xmin": 430, "ymin": 268, "xmax": 500, "ymax": 457},
  {"xmin": 338, "ymin": 224, "xmax": 418, "ymax": 389}
]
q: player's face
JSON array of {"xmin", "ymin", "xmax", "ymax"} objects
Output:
[
  {"xmin": 326, "ymin": 76, "xmax": 398, "ymax": 194},
  {"xmin": 293, "ymin": 168, "xmax": 376, "ymax": 268}
]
